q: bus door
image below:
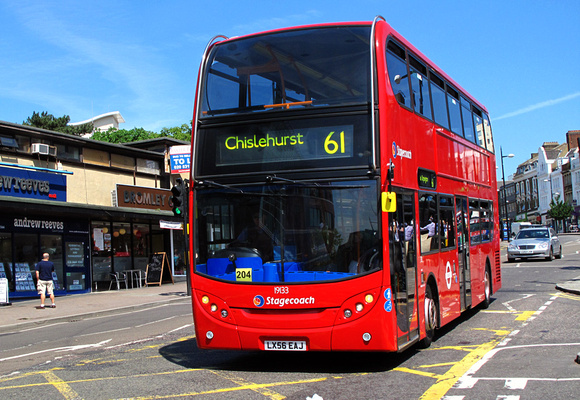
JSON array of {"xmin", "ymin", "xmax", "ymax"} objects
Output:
[
  {"xmin": 388, "ymin": 191, "xmax": 419, "ymax": 349},
  {"xmin": 456, "ymin": 196, "xmax": 471, "ymax": 310}
]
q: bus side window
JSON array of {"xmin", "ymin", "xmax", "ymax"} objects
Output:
[
  {"xmin": 472, "ymin": 107, "xmax": 485, "ymax": 148},
  {"xmin": 439, "ymin": 196, "xmax": 456, "ymax": 249},
  {"xmin": 430, "ymin": 72, "xmax": 449, "ymax": 130},
  {"xmin": 409, "ymin": 55, "xmax": 432, "ymax": 120},
  {"xmin": 386, "ymin": 41, "xmax": 411, "ymax": 108},
  {"xmin": 447, "ymin": 86, "xmax": 462, "ymax": 135},
  {"xmin": 461, "ymin": 96, "xmax": 475, "ymax": 142},
  {"xmin": 483, "ymin": 113, "xmax": 494, "ymax": 152},
  {"xmin": 419, "ymin": 193, "xmax": 438, "ymax": 254}
]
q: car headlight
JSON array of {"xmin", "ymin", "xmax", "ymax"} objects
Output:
[
  {"xmin": 508, "ymin": 243, "xmax": 517, "ymax": 250},
  {"xmin": 538, "ymin": 242, "xmax": 549, "ymax": 250}
]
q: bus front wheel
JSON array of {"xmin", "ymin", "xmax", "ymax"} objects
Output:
[{"xmin": 419, "ymin": 284, "xmax": 437, "ymax": 348}]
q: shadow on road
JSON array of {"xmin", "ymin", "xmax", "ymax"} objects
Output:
[
  {"xmin": 159, "ymin": 339, "xmax": 418, "ymax": 374},
  {"xmin": 158, "ymin": 302, "xmax": 491, "ymax": 374}
]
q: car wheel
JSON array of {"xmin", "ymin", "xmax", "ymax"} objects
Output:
[
  {"xmin": 555, "ymin": 246, "xmax": 562, "ymax": 259},
  {"xmin": 545, "ymin": 248, "xmax": 553, "ymax": 261},
  {"xmin": 507, "ymin": 256, "xmax": 515, "ymax": 263}
]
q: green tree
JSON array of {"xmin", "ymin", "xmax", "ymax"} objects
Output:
[
  {"xmin": 547, "ymin": 194, "xmax": 574, "ymax": 232},
  {"xmin": 23, "ymin": 111, "xmax": 93, "ymax": 136},
  {"xmin": 92, "ymin": 127, "xmax": 158, "ymax": 143},
  {"xmin": 159, "ymin": 122, "xmax": 192, "ymax": 142}
]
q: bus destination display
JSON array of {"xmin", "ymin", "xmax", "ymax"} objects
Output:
[{"xmin": 216, "ymin": 125, "xmax": 354, "ymax": 166}]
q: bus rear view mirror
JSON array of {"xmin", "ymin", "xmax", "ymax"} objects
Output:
[{"xmin": 382, "ymin": 192, "xmax": 396, "ymax": 213}]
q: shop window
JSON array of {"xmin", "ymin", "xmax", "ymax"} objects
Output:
[
  {"xmin": 14, "ymin": 234, "xmax": 38, "ymax": 292},
  {"xmin": 40, "ymin": 235, "xmax": 64, "ymax": 291},
  {"xmin": 133, "ymin": 224, "xmax": 150, "ymax": 270},
  {"xmin": 112, "ymin": 222, "xmax": 131, "ymax": 271},
  {"xmin": 0, "ymin": 233, "xmax": 14, "ymax": 291},
  {"xmin": 172, "ymin": 230, "xmax": 187, "ymax": 276},
  {"xmin": 91, "ymin": 222, "xmax": 112, "ymax": 282}
]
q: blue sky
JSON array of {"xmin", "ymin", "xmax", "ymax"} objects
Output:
[{"xmin": 1, "ymin": 0, "xmax": 579, "ymax": 179}]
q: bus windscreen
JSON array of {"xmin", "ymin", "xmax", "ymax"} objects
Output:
[{"xmin": 201, "ymin": 26, "xmax": 371, "ymax": 116}]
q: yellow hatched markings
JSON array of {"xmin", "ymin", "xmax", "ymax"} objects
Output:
[
  {"xmin": 482, "ymin": 309, "xmax": 540, "ymax": 321},
  {"xmin": 41, "ymin": 370, "xmax": 82, "ymax": 400},
  {"xmin": 392, "ymin": 328, "xmax": 511, "ymax": 400},
  {"xmin": 419, "ymin": 332, "xmax": 509, "ymax": 400},
  {"xmin": 0, "ymin": 368, "xmax": 197, "ymax": 391},
  {"xmin": 127, "ymin": 377, "xmax": 329, "ymax": 400},
  {"xmin": 208, "ymin": 370, "xmax": 287, "ymax": 400},
  {"xmin": 555, "ymin": 292, "xmax": 580, "ymax": 301}
]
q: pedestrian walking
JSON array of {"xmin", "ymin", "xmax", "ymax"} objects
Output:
[{"xmin": 35, "ymin": 253, "xmax": 56, "ymax": 309}]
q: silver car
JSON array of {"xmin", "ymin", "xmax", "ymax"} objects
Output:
[{"xmin": 507, "ymin": 227, "xmax": 562, "ymax": 262}]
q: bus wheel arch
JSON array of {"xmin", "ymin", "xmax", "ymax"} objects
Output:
[{"xmin": 419, "ymin": 276, "xmax": 439, "ymax": 348}]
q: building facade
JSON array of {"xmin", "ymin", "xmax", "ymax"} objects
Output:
[{"xmin": 0, "ymin": 121, "xmax": 188, "ymax": 299}]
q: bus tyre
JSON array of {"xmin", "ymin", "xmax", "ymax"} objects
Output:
[
  {"xmin": 481, "ymin": 267, "xmax": 492, "ymax": 309},
  {"xmin": 419, "ymin": 284, "xmax": 437, "ymax": 348}
]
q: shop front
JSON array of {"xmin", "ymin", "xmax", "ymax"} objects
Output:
[{"xmin": 0, "ymin": 214, "xmax": 91, "ymax": 299}]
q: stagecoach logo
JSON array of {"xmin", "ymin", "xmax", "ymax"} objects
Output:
[
  {"xmin": 253, "ymin": 295, "xmax": 265, "ymax": 307},
  {"xmin": 392, "ymin": 142, "xmax": 412, "ymax": 159},
  {"xmin": 253, "ymin": 294, "xmax": 316, "ymax": 308}
]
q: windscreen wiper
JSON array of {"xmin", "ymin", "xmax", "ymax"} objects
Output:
[
  {"xmin": 265, "ymin": 175, "xmax": 370, "ymax": 190},
  {"xmin": 194, "ymin": 179, "xmax": 244, "ymax": 193}
]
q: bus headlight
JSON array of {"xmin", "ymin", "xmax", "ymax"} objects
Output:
[
  {"xmin": 355, "ymin": 303, "xmax": 364, "ymax": 312},
  {"xmin": 344, "ymin": 309, "xmax": 352, "ymax": 318}
]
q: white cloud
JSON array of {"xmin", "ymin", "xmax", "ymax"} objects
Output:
[{"xmin": 494, "ymin": 91, "xmax": 580, "ymax": 121}]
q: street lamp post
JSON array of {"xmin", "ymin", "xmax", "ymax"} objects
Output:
[
  {"xmin": 544, "ymin": 175, "xmax": 555, "ymax": 229},
  {"xmin": 501, "ymin": 147, "xmax": 514, "ymax": 240}
]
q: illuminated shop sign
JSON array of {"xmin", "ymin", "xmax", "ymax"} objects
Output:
[{"xmin": 0, "ymin": 166, "xmax": 66, "ymax": 201}]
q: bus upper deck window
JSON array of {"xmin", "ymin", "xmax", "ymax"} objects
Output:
[{"xmin": 386, "ymin": 41, "xmax": 411, "ymax": 108}]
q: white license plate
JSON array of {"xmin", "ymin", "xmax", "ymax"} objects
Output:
[
  {"xmin": 520, "ymin": 250, "xmax": 533, "ymax": 254},
  {"xmin": 264, "ymin": 340, "xmax": 307, "ymax": 351}
]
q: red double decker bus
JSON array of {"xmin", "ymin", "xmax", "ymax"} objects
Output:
[{"xmin": 188, "ymin": 16, "xmax": 500, "ymax": 352}]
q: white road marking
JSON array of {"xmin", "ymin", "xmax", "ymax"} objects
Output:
[{"xmin": 0, "ymin": 339, "xmax": 112, "ymax": 362}]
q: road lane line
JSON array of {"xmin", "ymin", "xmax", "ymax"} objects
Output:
[{"xmin": 0, "ymin": 339, "xmax": 111, "ymax": 362}]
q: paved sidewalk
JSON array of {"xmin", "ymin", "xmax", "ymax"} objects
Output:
[
  {"xmin": 0, "ymin": 281, "xmax": 190, "ymax": 334},
  {"xmin": 556, "ymin": 278, "xmax": 580, "ymax": 296}
]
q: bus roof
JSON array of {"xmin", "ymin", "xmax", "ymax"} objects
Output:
[{"xmin": 207, "ymin": 18, "xmax": 489, "ymax": 114}]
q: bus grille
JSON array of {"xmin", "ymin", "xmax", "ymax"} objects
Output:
[{"xmin": 494, "ymin": 250, "xmax": 501, "ymax": 283}]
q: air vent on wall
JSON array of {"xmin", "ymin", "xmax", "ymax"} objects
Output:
[{"xmin": 31, "ymin": 143, "xmax": 57, "ymax": 156}]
